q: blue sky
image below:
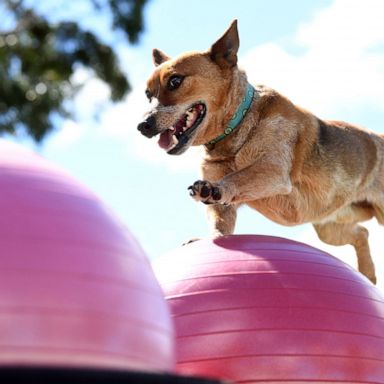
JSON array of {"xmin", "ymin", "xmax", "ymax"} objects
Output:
[{"xmin": 8, "ymin": 0, "xmax": 384, "ymax": 287}]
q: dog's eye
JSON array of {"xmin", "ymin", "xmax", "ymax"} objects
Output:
[
  {"xmin": 145, "ymin": 89, "xmax": 152, "ymax": 102},
  {"xmin": 167, "ymin": 75, "xmax": 184, "ymax": 91}
]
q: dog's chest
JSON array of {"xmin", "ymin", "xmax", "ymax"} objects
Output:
[{"xmin": 247, "ymin": 195, "xmax": 304, "ymax": 226}]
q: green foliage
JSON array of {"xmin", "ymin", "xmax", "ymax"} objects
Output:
[{"xmin": 0, "ymin": 0, "xmax": 148, "ymax": 142}]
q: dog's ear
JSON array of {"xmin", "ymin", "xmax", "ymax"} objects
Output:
[
  {"xmin": 209, "ymin": 19, "xmax": 239, "ymax": 69},
  {"xmin": 152, "ymin": 48, "xmax": 171, "ymax": 67}
]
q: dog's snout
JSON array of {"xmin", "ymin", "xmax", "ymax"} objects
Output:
[{"xmin": 137, "ymin": 115, "xmax": 157, "ymax": 138}]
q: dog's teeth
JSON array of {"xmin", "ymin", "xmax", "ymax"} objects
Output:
[
  {"xmin": 172, "ymin": 135, "xmax": 179, "ymax": 145},
  {"xmin": 185, "ymin": 110, "xmax": 196, "ymax": 128}
]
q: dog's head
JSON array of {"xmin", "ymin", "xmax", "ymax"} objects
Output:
[{"xmin": 137, "ymin": 20, "xmax": 240, "ymax": 155}]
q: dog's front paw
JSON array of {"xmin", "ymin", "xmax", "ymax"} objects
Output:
[{"xmin": 188, "ymin": 180, "xmax": 223, "ymax": 204}]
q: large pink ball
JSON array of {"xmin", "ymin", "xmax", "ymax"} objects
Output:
[
  {"xmin": 154, "ymin": 235, "xmax": 384, "ymax": 383},
  {"xmin": 0, "ymin": 140, "xmax": 174, "ymax": 372}
]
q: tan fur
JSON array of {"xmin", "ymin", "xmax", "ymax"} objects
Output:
[{"xmin": 139, "ymin": 20, "xmax": 384, "ymax": 284}]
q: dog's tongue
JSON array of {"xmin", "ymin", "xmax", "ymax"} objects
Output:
[{"xmin": 158, "ymin": 130, "xmax": 173, "ymax": 149}]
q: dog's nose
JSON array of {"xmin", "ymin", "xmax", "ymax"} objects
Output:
[
  {"xmin": 137, "ymin": 120, "xmax": 151, "ymax": 132},
  {"xmin": 137, "ymin": 116, "xmax": 157, "ymax": 138}
]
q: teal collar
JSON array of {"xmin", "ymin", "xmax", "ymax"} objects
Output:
[{"xmin": 205, "ymin": 83, "xmax": 255, "ymax": 149}]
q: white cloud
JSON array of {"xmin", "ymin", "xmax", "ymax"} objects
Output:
[
  {"xmin": 46, "ymin": 68, "xmax": 111, "ymax": 150},
  {"xmin": 48, "ymin": 120, "xmax": 85, "ymax": 149},
  {"xmin": 71, "ymin": 70, "xmax": 111, "ymax": 120},
  {"xmin": 241, "ymin": 0, "xmax": 384, "ymax": 118},
  {"xmin": 296, "ymin": 0, "xmax": 384, "ymax": 52}
]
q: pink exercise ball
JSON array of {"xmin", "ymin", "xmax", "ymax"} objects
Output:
[
  {"xmin": 153, "ymin": 235, "xmax": 384, "ymax": 383},
  {"xmin": 0, "ymin": 139, "xmax": 174, "ymax": 372}
]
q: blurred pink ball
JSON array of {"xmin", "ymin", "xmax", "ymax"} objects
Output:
[{"xmin": 0, "ymin": 140, "xmax": 174, "ymax": 372}]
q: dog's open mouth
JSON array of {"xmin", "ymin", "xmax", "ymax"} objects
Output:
[{"xmin": 158, "ymin": 103, "xmax": 206, "ymax": 154}]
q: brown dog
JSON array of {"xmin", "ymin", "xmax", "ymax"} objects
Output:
[{"xmin": 138, "ymin": 20, "xmax": 384, "ymax": 284}]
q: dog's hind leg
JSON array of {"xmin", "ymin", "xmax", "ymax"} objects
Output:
[
  {"xmin": 373, "ymin": 203, "xmax": 384, "ymax": 224},
  {"xmin": 313, "ymin": 222, "xmax": 376, "ymax": 284}
]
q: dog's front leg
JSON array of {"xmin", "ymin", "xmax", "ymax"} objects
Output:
[
  {"xmin": 189, "ymin": 161, "xmax": 292, "ymax": 205},
  {"xmin": 206, "ymin": 203, "xmax": 238, "ymax": 238}
]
